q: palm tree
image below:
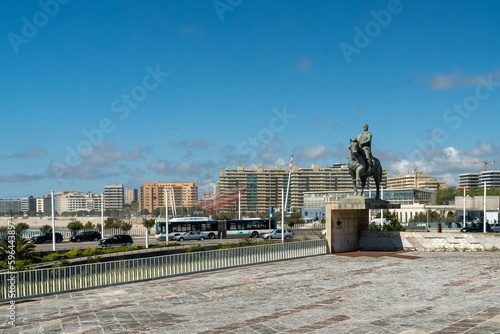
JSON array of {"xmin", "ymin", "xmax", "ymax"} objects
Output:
[{"xmin": 0, "ymin": 238, "xmax": 36, "ymax": 262}]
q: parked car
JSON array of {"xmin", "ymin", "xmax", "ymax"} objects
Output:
[
  {"xmin": 172, "ymin": 231, "xmax": 209, "ymax": 241},
  {"xmin": 31, "ymin": 232, "xmax": 63, "ymax": 244},
  {"xmin": 69, "ymin": 231, "xmax": 102, "ymax": 242},
  {"xmin": 98, "ymin": 234, "xmax": 133, "ymax": 247},
  {"xmin": 491, "ymin": 223, "xmax": 500, "ymax": 233},
  {"xmin": 262, "ymin": 228, "xmax": 294, "ymax": 240},
  {"xmin": 460, "ymin": 223, "xmax": 493, "ymax": 233},
  {"xmin": 321, "ymin": 229, "xmax": 326, "ymax": 236},
  {"xmin": 0, "ymin": 234, "xmax": 21, "ymax": 242}
]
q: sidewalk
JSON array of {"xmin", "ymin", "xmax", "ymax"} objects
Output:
[{"xmin": 1, "ymin": 251, "xmax": 500, "ymax": 333}]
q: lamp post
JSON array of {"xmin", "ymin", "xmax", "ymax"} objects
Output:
[
  {"xmin": 483, "ymin": 181, "xmax": 487, "ymax": 233},
  {"xmin": 458, "ymin": 187, "xmax": 468, "ymax": 229}
]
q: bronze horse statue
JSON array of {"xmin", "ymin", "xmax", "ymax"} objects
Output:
[{"xmin": 348, "ymin": 139, "xmax": 382, "ymax": 199}]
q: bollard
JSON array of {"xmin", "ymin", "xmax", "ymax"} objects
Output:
[{"xmin": 437, "ymin": 223, "xmax": 442, "ymax": 233}]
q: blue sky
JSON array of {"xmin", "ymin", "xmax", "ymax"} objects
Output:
[{"xmin": 1, "ymin": 0, "xmax": 499, "ymax": 199}]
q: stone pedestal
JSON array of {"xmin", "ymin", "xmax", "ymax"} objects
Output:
[{"xmin": 325, "ymin": 196, "xmax": 400, "ymax": 253}]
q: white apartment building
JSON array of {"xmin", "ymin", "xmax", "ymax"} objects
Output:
[{"xmin": 54, "ymin": 191, "xmax": 102, "ymax": 213}]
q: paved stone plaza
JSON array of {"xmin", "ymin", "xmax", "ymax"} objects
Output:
[{"xmin": 1, "ymin": 251, "xmax": 500, "ymax": 333}]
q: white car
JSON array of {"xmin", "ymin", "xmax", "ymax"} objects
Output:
[
  {"xmin": 321, "ymin": 229, "xmax": 326, "ymax": 235},
  {"xmin": 172, "ymin": 231, "xmax": 209, "ymax": 241},
  {"xmin": 262, "ymin": 229, "xmax": 294, "ymax": 240}
]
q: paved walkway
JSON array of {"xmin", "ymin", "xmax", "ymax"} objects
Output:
[{"xmin": 1, "ymin": 251, "xmax": 500, "ymax": 333}]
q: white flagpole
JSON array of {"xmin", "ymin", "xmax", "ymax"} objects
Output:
[
  {"xmin": 238, "ymin": 190, "xmax": 241, "ymax": 220},
  {"xmin": 101, "ymin": 192, "xmax": 104, "ymax": 238},
  {"xmin": 165, "ymin": 188, "xmax": 169, "ymax": 243},
  {"xmin": 283, "ymin": 154, "xmax": 293, "ymax": 243},
  {"xmin": 484, "ymin": 181, "xmax": 487, "ymax": 233},
  {"xmin": 281, "ymin": 188, "xmax": 284, "ymax": 243},
  {"xmin": 51, "ymin": 190, "xmax": 55, "ymax": 251}
]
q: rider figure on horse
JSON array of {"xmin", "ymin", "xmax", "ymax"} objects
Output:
[{"xmin": 357, "ymin": 123, "xmax": 374, "ymax": 172}]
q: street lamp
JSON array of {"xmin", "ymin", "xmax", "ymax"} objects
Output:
[{"xmin": 458, "ymin": 187, "xmax": 469, "ymax": 228}]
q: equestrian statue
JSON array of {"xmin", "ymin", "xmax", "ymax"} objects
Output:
[{"xmin": 348, "ymin": 124, "xmax": 383, "ymax": 199}]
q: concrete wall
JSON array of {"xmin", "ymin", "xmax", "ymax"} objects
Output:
[{"xmin": 360, "ymin": 231, "xmax": 500, "ymax": 251}]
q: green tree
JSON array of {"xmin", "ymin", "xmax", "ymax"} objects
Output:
[
  {"xmin": 39, "ymin": 224, "xmax": 52, "ymax": 233},
  {"xmin": 151, "ymin": 208, "xmax": 161, "ymax": 217},
  {"xmin": 104, "ymin": 217, "xmax": 123, "ymax": 229},
  {"xmin": 436, "ymin": 187, "xmax": 459, "ymax": 205},
  {"xmin": 130, "ymin": 201, "xmax": 139, "ymax": 213},
  {"xmin": 83, "ymin": 221, "xmax": 96, "ymax": 230},
  {"xmin": 372, "ymin": 211, "xmax": 405, "ymax": 231},
  {"xmin": 121, "ymin": 222, "xmax": 133, "ymax": 233},
  {"xmin": 0, "ymin": 238, "xmax": 36, "ymax": 262},
  {"xmin": 142, "ymin": 218, "xmax": 155, "ymax": 232},
  {"xmin": 67, "ymin": 221, "xmax": 83, "ymax": 236},
  {"xmin": 286, "ymin": 212, "xmax": 305, "ymax": 228},
  {"xmin": 15, "ymin": 222, "xmax": 30, "ymax": 235}
]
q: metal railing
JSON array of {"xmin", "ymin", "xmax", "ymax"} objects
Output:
[{"xmin": 0, "ymin": 239, "xmax": 327, "ymax": 301}]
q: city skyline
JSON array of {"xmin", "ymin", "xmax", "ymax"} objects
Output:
[{"xmin": 1, "ymin": 1, "xmax": 499, "ymax": 199}]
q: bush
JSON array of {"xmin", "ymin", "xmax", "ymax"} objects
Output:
[
  {"xmin": 82, "ymin": 248, "xmax": 102, "ymax": 256},
  {"xmin": 63, "ymin": 249, "xmax": 83, "ymax": 258},
  {"xmin": 52, "ymin": 260, "xmax": 71, "ymax": 268},
  {"xmin": 44, "ymin": 253, "xmax": 67, "ymax": 261},
  {"xmin": 187, "ymin": 244, "xmax": 204, "ymax": 253},
  {"xmin": 86, "ymin": 256, "xmax": 102, "ymax": 263}
]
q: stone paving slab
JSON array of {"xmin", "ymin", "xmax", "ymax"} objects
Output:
[{"xmin": 1, "ymin": 251, "xmax": 500, "ymax": 333}]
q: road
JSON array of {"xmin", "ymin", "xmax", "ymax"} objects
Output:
[{"xmin": 33, "ymin": 228, "xmax": 324, "ymax": 252}]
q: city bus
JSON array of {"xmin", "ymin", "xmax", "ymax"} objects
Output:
[
  {"xmin": 155, "ymin": 217, "xmax": 277, "ymax": 240},
  {"xmin": 223, "ymin": 218, "xmax": 277, "ymax": 238},
  {"xmin": 155, "ymin": 217, "xmax": 219, "ymax": 240}
]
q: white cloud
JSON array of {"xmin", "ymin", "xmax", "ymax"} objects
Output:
[
  {"xmin": 45, "ymin": 142, "xmax": 150, "ymax": 180},
  {"xmin": 385, "ymin": 141, "xmax": 499, "ymax": 186},
  {"xmin": 429, "ymin": 69, "xmax": 500, "ymax": 90},
  {"xmin": 170, "ymin": 139, "xmax": 214, "ymax": 149},
  {"xmin": 9, "ymin": 148, "xmax": 48, "ymax": 159}
]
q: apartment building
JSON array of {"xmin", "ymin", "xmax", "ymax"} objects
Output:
[
  {"xmin": 459, "ymin": 171, "xmax": 500, "ymax": 188},
  {"xmin": 21, "ymin": 196, "xmax": 36, "ymax": 212},
  {"xmin": 104, "ymin": 184, "xmax": 124, "ymax": 210},
  {"xmin": 387, "ymin": 171, "xmax": 446, "ymax": 190},
  {"xmin": 54, "ymin": 191, "xmax": 102, "ymax": 213},
  {"xmin": 36, "ymin": 195, "xmax": 52, "ymax": 213},
  {"xmin": 0, "ymin": 199, "xmax": 22, "ymax": 213},
  {"xmin": 140, "ymin": 182, "xmax": 198, "ymax": 213},
  {"xmin": 124, "ymin": 188, "xmax": 138, "ymax": 205},
  {"xmin": 216, "ymin": 164, "xmax": 387, "ymax": 212}
]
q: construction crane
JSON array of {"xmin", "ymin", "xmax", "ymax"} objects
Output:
[{"xmin": 448, "ymin": 161, "xmax": 495, "ymax": 171}]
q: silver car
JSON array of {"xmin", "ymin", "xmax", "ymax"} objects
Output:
[
  {"xmin": 172, "ymin": 231, "xmax": 209, "ymax": 241},
  {"xmin": 491, "ymin": 223, "xmax": 500, "ymax": 233},
  {"xmin": 262, "ymin": 229, "xmax": 294, "ymax": 240}
]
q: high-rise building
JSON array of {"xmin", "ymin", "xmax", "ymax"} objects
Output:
[
  {"xmin": 140, "ymin": 182, "xmax": 198, "ymax": 213},
  {"xmin": 21, "ymin": 196, "xmax": 36, "ymax": 212},
  {"xmin": 36, "ymin": 195, "xmax": 52, "ymax": 213},
  {"xmin": 387, "ymin": 171, "xmax": 446, "ymax": 190},
  {"xmin": 459, "ymin": 171, "xmax": 500, "ymax": 188},
  {"xmin": 216, "ymin": 164, "xmax": 387, "ymax": 212},
  {"xmin": 124, "ymin": 188, "xmax": 138, "ymax": 205},
  {"xmin": 104, "ymin": 184, "xmax": 124, "ymax": 210}
]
